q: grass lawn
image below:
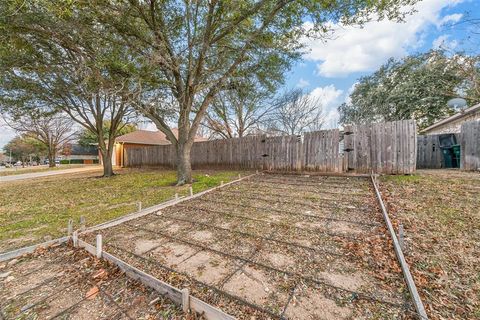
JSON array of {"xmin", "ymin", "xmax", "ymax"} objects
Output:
[
  {"xmin": 0, "ymin": 168, "xmax": 248, "ymax": 252},
  {"xmin": 379, "ymin": 170, "xmax": 480, "ymax": 319},
  {"xmin": 0, "ymin": 164, "xmax": 88, "ymax": 177}
]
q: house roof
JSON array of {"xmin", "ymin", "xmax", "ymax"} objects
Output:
[
  {"xmin": 421, "ymin": 103, "xmax": 480, "ymax": 133},
  {"xmin": 115, "ymin": 129, "xmax": 207, "ymax": 145}
]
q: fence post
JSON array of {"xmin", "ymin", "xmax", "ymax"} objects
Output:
[{"xmin": 96, "ymin": 234, "xmax": 103, "ymax": 258}]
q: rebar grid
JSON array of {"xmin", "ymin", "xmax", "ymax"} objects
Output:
[
  {"xmin": 199, "ymin": 192, "xmax": 376, "ymax": 212},
  {"xmin": 118, "ymin": 222, "xmax": 407, "ymax": 310},
  {"xmin": 174, "ymin": 202, "xmax": 379, "ymax": 228},
  {"xmin": 243, "ymin": 180, "xmax": 371, "ymax": 195},
  {"xmin": 104, "ymin": 242, "xmax": 284, "ymax": 319},
  {"xmin": 215, "ymin": 189, "xmax": 372, "ymax": 206},
  {"xmin": 134, "ymin": 214, "xmax": 343, "ymax": 257},
  {"xmin": 192, "ymin": 197, "xmax": 378, "ymax": 225}
]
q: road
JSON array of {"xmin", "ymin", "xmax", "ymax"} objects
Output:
[{"xmin": 0, "ymin": 166, "xmax": 103, "ymax": 183}]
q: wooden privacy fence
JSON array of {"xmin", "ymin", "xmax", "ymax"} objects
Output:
[
  {"xmin": 125, "ymin": 120, "xmax": 417, "ymax": 174},
  {"xmin": 417, "ymin": 120, "xmax": 480, "ymax": 170},
  {"xmin": 461, "ymin": 120, "xmax": 480, "ymax": 170}
]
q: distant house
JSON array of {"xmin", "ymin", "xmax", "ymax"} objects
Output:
[
  {"xmin": 110, "ymin": 129, "xmax": 207, "ymax": 167},
  {"xmin": 421, "ymin": 103, "xmax": 480, "ymax": 135},
  {"xmin": 60, "ymin": 144, "xmax": 99, "ymax": 164}
]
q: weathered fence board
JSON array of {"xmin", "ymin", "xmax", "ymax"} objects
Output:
[
  {"xmin": 417, "ymin": 135, "xmax": 444, "ymax": 169},
  {"xmin": 461, "ymin": 120, "xmax": 480, "ymax": 171},
  {"xmin": 125, "ymin": 120, "xmax": 416, "ymax": 174},
  {"xmin": 417, "ymin": 120, "xmax": 480, "ymax": 171},
  {"xmin": 343, "ymin": 120, "xmax": 416, "ymax": 174}
]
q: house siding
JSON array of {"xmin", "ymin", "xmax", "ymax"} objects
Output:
[{"xmin": 423, "ymin": 110, "xmax": 480, "ymax": 135}]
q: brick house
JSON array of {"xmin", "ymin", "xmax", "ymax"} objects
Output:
[
  {"xmin": 109, "ymin": 129, "xmax": 207, "ymax": 167},
  {"xmin": 421, "ymin": 103, "xmax": 480, "ymax": 134}
]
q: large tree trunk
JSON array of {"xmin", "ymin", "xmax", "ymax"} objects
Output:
[
  {"xmin": 48, "ymin": 148, "xmax": 56, "ymax": 168},
  {"xmin": 176, "ymin": 143, "xmax": 192, "ymax": 185},
  {"xmin": 100, "ymin": 148, "xmax": 114, "ymax": 177}
]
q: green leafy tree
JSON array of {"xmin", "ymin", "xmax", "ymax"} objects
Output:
[
  {"xmin": 339, "ymin": 50, "xmax": 480, "ymax": 129},
  {"xmin": 3, "ymin": 136, "xmax": 47, "ymax": 165},
  {"xmin": 92, "ymin": 0, "xmax": 415, "ymax": 184},
  {"xmin": 0, "ymin": 1, "xmax": 138, "ymax": 177},
  {"xmin": 5, "ymin": 113, "xmax": 75, "ymax": 167},
  {"xmin": 78, "ymin": 122, "xmax": 137, "ymax": 147}
]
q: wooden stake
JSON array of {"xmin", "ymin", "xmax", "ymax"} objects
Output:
[
  {"xmin": 189, "ymin": 186, "xmax": 193, "ymax": 197},
  {"xmin": 238, "ymin": 173, "xmax": 241, "ymax": 179},
  {"xmin": 67, "ymin": 219, "xmax": 73, "ymax": 236},
  {"xmin": 137, "ymin": 201, "xmax": 142, "ymax": 212},
  {"xmin": 96, "ymin": 234, "xmax": 103, "ymax": 258},
  {"xmin": 175, "ymin": 193, "xmax": 179, "ymax": 200},
  {"xmin": 80, "ymin": 216, "xmax": 86, "ymax": 231},
  {"xmin": 182, "ymin": 288, "xmax": 190, "ymax": 312},
  {"xmin": 220, "ymin": 181, "xmax": 224, "ymax": 186},
  {"xmin": 72, "ymin": 231, "xmax": 78, "ymax": 247},
  {"xmin": 256, "ymin": 170, "xmax": 259, "ymax": 174}
]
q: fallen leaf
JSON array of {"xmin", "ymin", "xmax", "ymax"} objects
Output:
[{"xmin": 86, "ymin": 286, "xmax": 99, "ymax": 300}]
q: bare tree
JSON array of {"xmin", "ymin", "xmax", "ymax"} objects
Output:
[
  {"xmin": 268, "ymin": 89, "xmax": 324, "ymax": 135},
  {"xmin": 5, "ymin": 114, "xmax": 76, "ymax": 167},
  {"xmin": 203, "ymin": 84, "xmax": 277, "ymax": 139}
]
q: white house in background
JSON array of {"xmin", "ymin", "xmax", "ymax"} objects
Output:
[{"xmin": 421, "ymin": 103, "xmax": 480, "ymax": 135}]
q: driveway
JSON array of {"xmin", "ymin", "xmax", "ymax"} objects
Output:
[{"xmin": 0, "ymin": 166, "xmax": 103, "ymax": 183}]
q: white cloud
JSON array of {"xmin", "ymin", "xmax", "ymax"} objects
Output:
[
  {"xmin": 308, "ymin": 85, "xmax": 343, "ymax": 128},
  {"xmin": 296, "ymin": 78, "xmax": 310, "ymax": 88},
  {"xmin": 439, "ymin": 13, "xmax": 463, "ymax": 26},
  {"xmin": 303, "ymin": 0, "xmax": 464, "ymax": 77},
  {"xmin": 0, "ymin": 122, "xmax": 17, "ymax": 149},
  {"xmin": 432, "ymin": 34, "xmax": 458, "ymax": 49}
]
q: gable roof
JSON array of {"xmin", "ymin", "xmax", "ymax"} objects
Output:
[
  {"xmin": 421, "ymin": 103, "xmax": 480, "ymax": 133},
  {"xmin": 115, "ymin": 129, "xmax": 207, "ymax": 145}
]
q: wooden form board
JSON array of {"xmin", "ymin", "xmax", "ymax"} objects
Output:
[
  {"xmin": 370, "ymin": 176, "xmax": 428, "ymax": 320},
  {"xmin": 0, "ymin": 236, "xmax": 69, "ymax": 263},
  {"xmin": 77, "ymin": 239, "xmax": 235, "ymax": 320}
]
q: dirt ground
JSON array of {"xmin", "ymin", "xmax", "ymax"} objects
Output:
[
  {"xmin": 0, "ymin": 243, "xmax": 188, "ymax": 319},
  {"xmin": 380, "ymin": 170, "xmax": 480, "ymax": 320},
  {"xmin": 81, "ymin": 173, "xmax": 416, "ymax": 319}
]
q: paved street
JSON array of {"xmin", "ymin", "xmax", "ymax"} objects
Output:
[{"xmin": 0, "ymin": 166, "xmax": 102, "ymax": 183}]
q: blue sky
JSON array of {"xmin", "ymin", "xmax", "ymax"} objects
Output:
[
  {"xmin": 1, "ymin": 0, "xmax": 479, "ymax": 149},
  {"xmin": 283, "ymin": 0, "xmax": 479, "ymax": 128}
]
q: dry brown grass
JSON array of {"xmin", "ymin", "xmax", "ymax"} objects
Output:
[{"xmin": 380, "ymin": 170, "xmax": 480, "ymax": 320}]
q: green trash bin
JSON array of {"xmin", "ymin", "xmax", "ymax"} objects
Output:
[
  {"xmin": 441, "ymin": 147, "xmax": 454, "ymax": 168},
  {"xmin": 452, "ymin": 144, "xmax": 461, "ymax": 168}
]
